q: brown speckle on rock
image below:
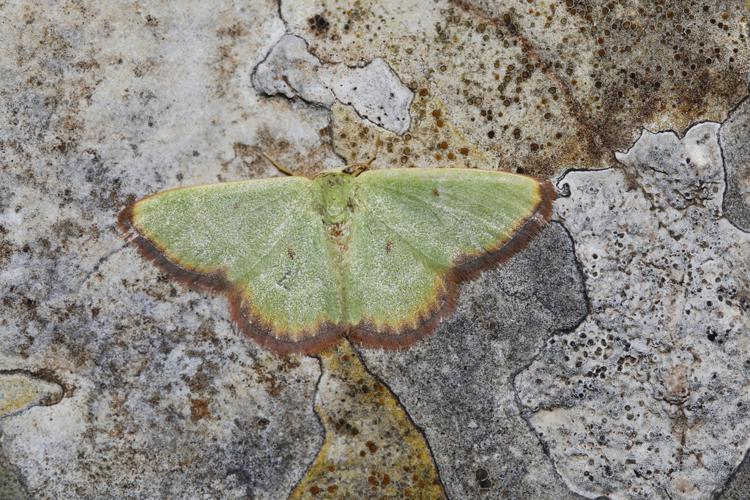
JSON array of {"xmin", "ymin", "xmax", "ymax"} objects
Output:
[
  {"xmin": 308, "ymin": 14, "xmax": 330, "ymax": 35},
  {"xmin": 189, "ymin": 399, "xmax": 210, "ymax": 421}
]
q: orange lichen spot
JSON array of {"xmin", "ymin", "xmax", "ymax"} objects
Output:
[
  {"xmin": 434, "ymin": 154, "xmax": 442, "ymax": 160},
  {"xmin": 439, "ymin": 141, "xmax": 448, "ymax": 149},
  {"xmin": 436, "ymin": 119, "xmax": 445, "ymax": 128},
  {"xmin": 327, "ymin": 484, "xmax": 338, "ymax": 493},
  {"xmin": 382, "ymin": 474, "xmax": 391, "ymax": 486},
  {"xmin": 366, "ymin": 441, "xmax": 378, "ymax": 453},
  {"xmin": 431, "ymin": 109, "xmax": 442, "ymax": 118},
  {"xmin": 309, "ymin": 485, "xmax": 321, "ymax": 495},
  {"xmin": 368, "ymin": 475, "xmax": 378, "ymax": 486},
  {"xmin": 447, "ymin": 152, "xmax": 456, "ymax": 160},
  {"xmin": 418, "ymin": 88, "xmax": 428, "ymax": 97},
  {"xmin": 459, "ymin": 147, "xmax": 469, "ymax": 155}
]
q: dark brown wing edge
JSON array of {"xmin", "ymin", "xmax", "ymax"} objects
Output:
[
  {"xmin": 117, "ymin": 203, "xmax": 344, "ymax": 356},
  {"xmin": 348, "ymin": 180, "xmax": 556, "ymax": 350}
]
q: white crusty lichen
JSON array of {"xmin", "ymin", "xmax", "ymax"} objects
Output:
[
  {"xmin": 253, "ymin": 34, "xmax": 413, "ymax": 134},
  {"xmin": 516, "ymin": 123, "xmax": 750, "ymax": 499}
]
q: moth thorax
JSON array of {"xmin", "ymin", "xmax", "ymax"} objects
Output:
[{"xmin": 318, "ymin": 173, "xmax": 356, "ymax": 226}]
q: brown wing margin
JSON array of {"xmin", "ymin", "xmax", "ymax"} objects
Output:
[
  {"xmin": 116, "ymin": 203, "xmax": 344, "ymax": 356},
  {"xmin": 348, "ymin": 180, "xmax": 557, "ymax": 350}
]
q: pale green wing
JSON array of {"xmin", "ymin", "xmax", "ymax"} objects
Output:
[
  {"xmin": 345, "ymin": 168, "xmax": 554, "ymax": 347},
  {"xmin": 119, "ymin": 177, "xmax": 344, "ymax": 353}
]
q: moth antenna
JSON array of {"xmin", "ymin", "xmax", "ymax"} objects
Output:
[
  {"xmin": 261, "ymin": 152, "xmax": 295, "ymax": 177},
  {"xmin": 344, "ymin": 140, "xmax": 380, "ymax": 176},
  {"xmin": 366, "ymin": 140, "xmax": 380, "ymax": 167}
]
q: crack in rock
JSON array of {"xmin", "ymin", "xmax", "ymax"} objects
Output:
[
  {"xmin": 252, "ymin": 34, "xmax": 413, "ymax": 135},
  {"xmin": 252, "ymin": 34, "xmax": 336, "ymax": 107},
  {"xmin": 516, "ymin": 123, "xmax": 750, "ymax": 499}
]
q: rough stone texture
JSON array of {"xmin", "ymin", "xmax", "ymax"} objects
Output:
[
  {"xmin": 291, "ymin": 341, "xmax": 445, "ymax": 499},
  {"xmin": 253, "ymin": 34, "xmax": 413, "ymax": 134},
  {"xmin": 282, "ymin": 0, "xmax": 750, "ymax": 176},
  {"xmin": 717, "ymin": 449, "xmax": 750, "ymax": 500},
  {"xmin": 0, "ymin": 2, "xmax": 326, "ymax": 498},
  {"xmin": 516, "ymin": 123, "xmax": 750, "ymax": 499},
  {"xmin": 0, "ymin": 449, "xmax": 30, "ymax": 500},
  {"xmin": 1, "ymin": 0, "xmax": 749, "ymax": 498},
  {"xmin": 253, "ymin": 34, "xmax": 337, "ymax": 107},
  {"xmin": 719, "ymin": 98, "xmax": 750, "ymax": 232},
  {"xmin": 360, "ymin": 223, "xmax": 588, "ymax": 500}
]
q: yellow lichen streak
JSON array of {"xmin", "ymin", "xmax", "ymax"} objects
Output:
[{"xmin": 290, "ymin": 339, "xmax": 446, "ymax": 499}]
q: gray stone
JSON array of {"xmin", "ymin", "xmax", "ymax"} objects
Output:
[
  {"xmin": 253, "ymin": 35, "xmax": 413, "ymax": 134},
  {"xmin": 318, "ymin": 58, "xmax": 413, "ymax": 135},
  {"xmin": 719, "ymin": 97, "xmax": 750, "ymax": 232},
  {"xmin": 0, "ymin": 448, "xmax": 30, "ymax": 500},
  {"xmin": 516, "ymin": 123, "xmax": 750, "ymax": 499},
  {"xmin": 717, "ymin": 449, "xmax": 750, "ymax": 500},
  {"xmin": 359, "ymin": 222, "xmax": 588, "ymax": 500},
  {"xmin": 252, "ymin": 34, "xmax": 337, "ymax": 107}
]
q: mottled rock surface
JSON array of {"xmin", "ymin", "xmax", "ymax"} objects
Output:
[
  {"xmin": 1, "ymin": 2, "xmax": 325, "ymax": 498},
  {"xmin": 719, "ymin": 98, "xmax": 750, "ymax": 232},
  {"xmin": 718, "ymin": 449, "xmax": 750, "ymax": 500},
  {"xmin": 516, "ymin": 123, "xmax": 750, "ymax": 499},
  {"xmin": 282, "ymin": 0, "xmax": 750, "ymax": 175},
  {"xmin": 253, "ymin": 34, "xmax": 337, "ymax": 107},
  {"xmin": 292, "ymin": 341, "xmax": 445, "ymax": 499},
  {"xmin": 253, "ymin": 34, "xmax": 413, "ymax": 135}
]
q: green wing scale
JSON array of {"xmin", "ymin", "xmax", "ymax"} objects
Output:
[{"xmin": 118, "ymin": 168, "xmax": 555, "ymax": 354}]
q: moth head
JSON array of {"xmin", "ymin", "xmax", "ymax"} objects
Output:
[
  {"xmin": 342, "ymin": 140, "xmax": 379, "ymax": 176},
  {"xmin": 341, "ymin": 163, "xmax": 371, "ymax": 176}
]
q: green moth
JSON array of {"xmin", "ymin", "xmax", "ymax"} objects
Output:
[{"xmin": 118, "ymin": 166, "xmax": 554, "ymax": 354}]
